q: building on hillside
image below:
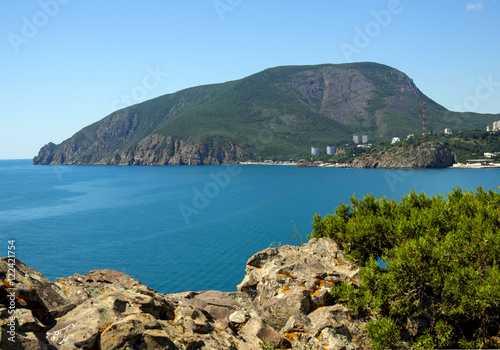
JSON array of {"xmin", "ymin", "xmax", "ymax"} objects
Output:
[
  {"xmin": 391, "ymin": 137, "xmax": 401, "ymax": 144},
  {"xmin": 362, "ymin": 134, "xmax": 369, "ymax": 143},
  {"xmin": 407, "ymin": 134, "xmax": 415, "ymax": 140},
  {"xmin": 487, "ymin": 125, "xmax": 491, "ymax": 132},
  {"xmin": 353, "ymin": 134, "xmax": 360, "ymax": 144},
  {"xmin": 326, "ymin": 145, "xmax": 336, "ymax": 155},
  {"xmin": 444, "ymin": 128, "xmax": 453, "ymax": 135},
  {"xmin": 311, "ymin": 147, "xmax": 320, "ymax": 156},
  {"xmin": 493, "ymin": 121, "xmax": 500, "ymax": 132},
  {"xmin": 484, "ymin": 152, "xmax": 499, "ymax": 158}
]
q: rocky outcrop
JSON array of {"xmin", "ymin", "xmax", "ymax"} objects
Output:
[
  {"xmin": 1, "ymin": 238, "xmax": 370, "ymax": 349},
  {"xmin": 33, "ymin": 134, "xmax": 246, "ymax": 166},
  {"xmin": 350, "ymin": 140, "xmax": 454, "ymax": 168}
]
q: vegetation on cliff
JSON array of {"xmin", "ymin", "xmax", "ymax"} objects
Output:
[
  {"xmin": 331, "ymin": 131, "xmax": 500, "ymax": 167},
  {"xmin": 311, "ymin": 187, "xmax": 500, "ymax": 349}
]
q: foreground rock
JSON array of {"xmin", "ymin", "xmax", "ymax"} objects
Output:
[{"xmin": 0, "ymin": 238, "xmax": 370, "ymax": 349}]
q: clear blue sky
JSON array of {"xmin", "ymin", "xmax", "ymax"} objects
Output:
[{"xmin": 1, "ymin": 0, "xmax": 499, "ymax": 159}]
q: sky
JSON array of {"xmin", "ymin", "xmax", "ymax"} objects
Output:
[{"xmin": 1, "ymin": 0, "xmax": 500, "ymax": 159}]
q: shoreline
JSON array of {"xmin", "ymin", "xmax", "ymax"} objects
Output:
[{"xmin": 451, "ymin": 163, "xmax": 500, "ymax": 169}]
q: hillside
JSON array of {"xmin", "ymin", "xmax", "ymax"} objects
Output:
[
  {"xmin": 345, "ymin": 131, "xmax": 500, "ymax": 168},
  {"xmin": 33, "ymin": 63, "xmax": 500, "ymax": 165}
]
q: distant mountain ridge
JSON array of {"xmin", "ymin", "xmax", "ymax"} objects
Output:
[{"xmin": 33, "ymin": 63, "xmax": 499, "ymax": 165}]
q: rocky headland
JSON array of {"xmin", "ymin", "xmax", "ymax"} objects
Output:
[
  {"xmin": 33, "ymin": 136, "xmax": 246, "ymax": 166},
  {"xmin": 0, "ymin": 238, "xmax": 371, "ymax": 350},
  {"xmin": 349, "ymin": 140, "xmax": 454, "ymax": 168}
]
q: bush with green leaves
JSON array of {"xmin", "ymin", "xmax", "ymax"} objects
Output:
[{"xmin": 311, "ymin": 187, "xmax": 500, "ymax": 349}]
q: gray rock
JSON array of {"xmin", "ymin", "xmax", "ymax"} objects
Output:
[
  {"xmin": 229, "ymin": 310, "xmax": 248, "ymax": 324},
  {"xmin": 0, "ymin": 258, "xmax": 74, "ymax": 321}
]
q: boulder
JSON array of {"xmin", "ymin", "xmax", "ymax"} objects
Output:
[
  {"xmin": 99, "ymin": 313, "xmax": 162, "ymax": 350},
  {"xmin": 0, "ymin": 258, "xmax": 74, "ymax": 321},
  {"xmin": 239, "ymin": 317, "xmax": 284, "ymax": 347},
  {"xmin": 238, "ymin": 238, "xmax": 370, "ymax": 349}
]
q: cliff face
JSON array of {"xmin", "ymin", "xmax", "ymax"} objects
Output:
[
  {"xmin": 34, "ymin": 134, "xmax": 246, "ymax": 165},
  {"xmin": 350, "ymin": 140, "xmax": 454, "ymax": 168},
  {"xmin": 0, "ymin": 238, "xmax": 370, "ymax": 350}
]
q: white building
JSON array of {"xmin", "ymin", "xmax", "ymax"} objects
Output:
[
  {"xmin": 353, "ymin": 134, "xmax": 360, "ymax": 144},
  {"xmin": 444, "ymin": 128, "xmax": 453, "ymax": 135},
  {"xmin": 391, "ymin": 137, "xmax": 401, "ymax": 144},
  {"xmin": 407, "ymin": 134, "xmax": 415, "ymax": 140},
  {"xmin": 326, "ymin": 145, "xmax": 336, "ymax": 155},
  {"xmin": 311, "ymin": 147, "xmax": 320, "ymax": 156},
  {"xmin": 362, "ymin": 134, "xmax": 369, "ymax": 143},
  {"xmin": 493, "ymin": 121, "xmax": 500, "ymax": 131}
]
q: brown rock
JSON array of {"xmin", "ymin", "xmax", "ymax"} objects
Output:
[
  {"xmin": 0, "ymin": 258, "xmax": 74, "ymax": 321},
  {"xmin": 239, "ymin": 317, "xmax": 284, "ymax": 348},
  {"xmin": 99, "ymin": 313, "xmax": 161, "ymax": 350},
  {"xmin": 46, "ymin": 303, "xmax": 107, "ymax": 349}
]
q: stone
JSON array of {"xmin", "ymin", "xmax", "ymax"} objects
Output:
[
  {"xmin": 46, "ymin": 303, "xmax": 107, "ymax": 349},
  {"xmin": 173, "ymin": 304, "xmax": 214, "ymax": 335},
  {"xmin": 99, "ymin": 313, "xmax": 162, "ymax": 350},
  {"xmin": 142, "ymin": 329, "xmax": 177, "ymax": 349},
  {"xmin": 309, "ymin": 327, "xmax": 356, "ymax": 350},
  {"xmin": 169, "ymin": 290, "xmax": 258, "ymax": 323},
  {"xmin": 229, "ymin": 310, "xmax": 248, "ymax": 324},
  {"xmin": 9, "ymin": 331, "xmax": 48, "ymax": 350},
  {"xmin": 0, "ymin": 258, "xmax": 74, "ymax": 321},
  {"xmin": 15, "ymin": 308, "xmax": 45, "ymax": 333},
  {"xmin": 239, "ymin": 317, "xmax": 283, "ymax": 347},
  {"xmin": 308, "ymin": 304, "xmax": 349, "ymax": 330}
]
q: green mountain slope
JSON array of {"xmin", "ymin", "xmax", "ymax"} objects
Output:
[{"xmin": 33, "ymin": 63, "xmax": 500, "ymax": 165}]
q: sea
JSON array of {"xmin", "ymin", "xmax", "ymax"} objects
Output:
[{"xmin": 0, "ymin": 159, "xmax": 498, "ymax": 294}]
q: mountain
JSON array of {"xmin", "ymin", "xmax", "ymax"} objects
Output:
[{"xmin": 33, "ymin": 63, "xmax": 499, "ymax": 165}]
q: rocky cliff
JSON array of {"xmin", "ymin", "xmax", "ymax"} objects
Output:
[
  {"xmin": 349, "ymin": 140, "xmax": 454, "ymax": 168},
  {"xmin": 33, "ymin": 134, "xmax": 246, "ymax": 166},
  {"xmin": 0, "ymin": 238, "xmax": 370, "ymax": 350}
]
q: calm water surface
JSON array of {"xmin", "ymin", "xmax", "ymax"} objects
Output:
[{"xmin": 0, "ymin": 159, "xmax": 498, "ymax": 293}]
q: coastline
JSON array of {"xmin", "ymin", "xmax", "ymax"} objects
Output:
[{"xmin": 451, "ymin": 163, "xmax": 500, "ymax": 169}]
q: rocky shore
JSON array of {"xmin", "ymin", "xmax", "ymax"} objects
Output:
[
  {"xmin": 349, "ymin": 140, "xmax": 454, "ymax": 168},
  {"xmin": 0, "ymin": 238, "xmax": 371, "ymax": 350}
]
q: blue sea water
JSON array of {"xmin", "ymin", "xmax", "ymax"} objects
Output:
[{"xmin": 0, "ymin": 159, "xmax": 498, "ymax": 293}]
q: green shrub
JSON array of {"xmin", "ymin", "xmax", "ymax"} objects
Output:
[
  {"xmin": 367, "ymin": 317, "xmax": 400, "ymax": 350},
  {"xmin": 311, "ymin": 187, "xmax": 500, "ymax": 349}
]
